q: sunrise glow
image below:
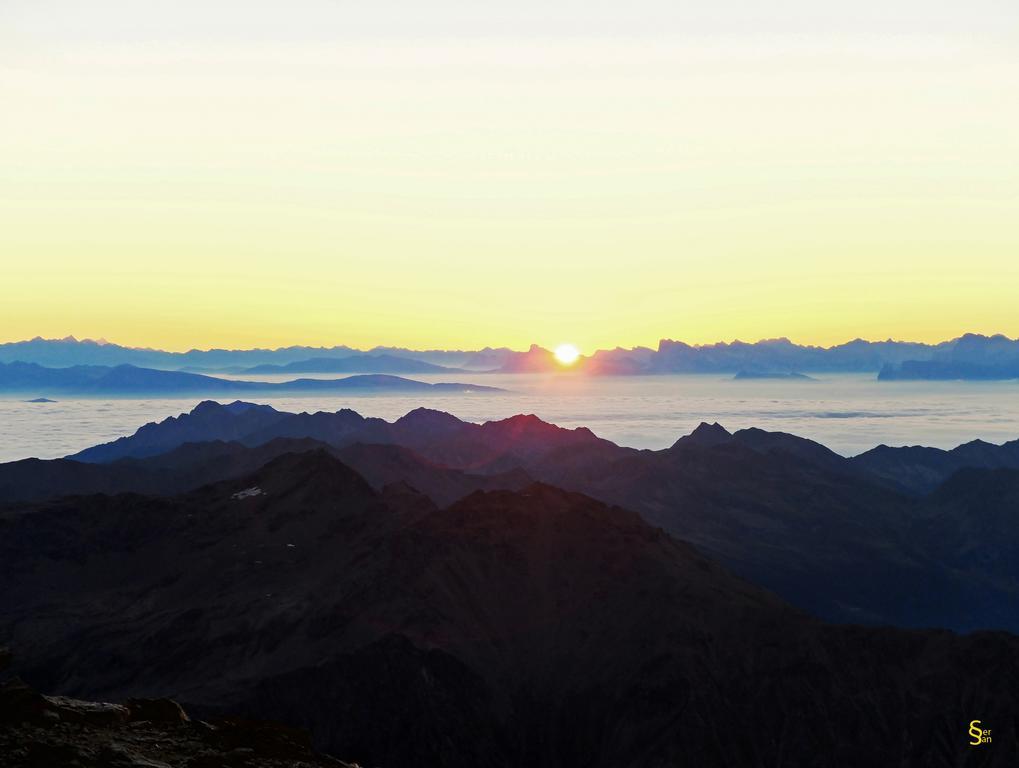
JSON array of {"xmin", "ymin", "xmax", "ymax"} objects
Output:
[{"xmin": 554, "ymin": 344, "xmax": 580, "ymax": 366}]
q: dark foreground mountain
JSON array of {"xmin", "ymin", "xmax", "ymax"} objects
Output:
[
  {"xmin": 0, "ymin": 361, "xmax": 502, "ymax": 397},
  {"xmin": 56, "ymin": 401, "xmax": 1019, "ymax": 633},
  {"xmin": 1, "ymin": 438, "xmax": 531, "ymax": 508},
  {"xmin": 533, "ymin": 422, "xmax": 1019, "ymax": 632},
  {"xmin": 2, "ymin": 452, "xmax": 1017, "ymax": 767},
  {"xmin": 852, "ymin": 437, "xmax": 1019, "ymax": 494},
  {"xmin": 912, "ymin": 467, "xmax": 1019, "ymax": 591}
]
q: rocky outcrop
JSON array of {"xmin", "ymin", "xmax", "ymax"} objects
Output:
[{"xmin": 0, "ymin": 675, "xmax": 355, "ymax": 768}]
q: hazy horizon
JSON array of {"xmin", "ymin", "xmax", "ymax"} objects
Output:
[{"xmin": 2, "ymin": 329, "xmax": 1016, "ymax": 356}]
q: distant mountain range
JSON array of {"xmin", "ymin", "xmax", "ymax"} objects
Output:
[
  {"xmin": 4, "ymin": 434, "xmax": 1019, "ymax": 765},
  {"xmin": 0, "ymin": 336, "xmax": 507, "ymax": 371},
  {"xmin": 479, "ymin": 334, "xmax": 1019, "ymax": 377},
  {"xmin": 5, "ymin": 333, "xmax": 1019, "ymax": 378},
  {"xmin": 0, "ymin": 361, "xmax": 503, "ymax": 397},
  {"xmin": 231, "ymin": 353, "xmax": 466, "ymax": 375},
  {"xmin": 878, "ymin": 333, "xmax": 1019, "ymax": 380}
]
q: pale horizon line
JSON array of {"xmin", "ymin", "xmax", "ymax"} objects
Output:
[{"xmin": 2, "ymin": 331, "xmax": 1015, "ymax": 358}]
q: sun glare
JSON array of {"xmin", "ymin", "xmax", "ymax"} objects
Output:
[{"xmin": 554, "ymin": 344, "xmax": 580, "ymax": 366}]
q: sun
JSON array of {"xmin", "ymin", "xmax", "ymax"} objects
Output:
[{"xmin": 554, "ymin": 343, "xmax": 581, "ymax": 366}]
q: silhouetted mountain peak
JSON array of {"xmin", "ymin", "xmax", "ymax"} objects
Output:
[
  {"xmin": 732, "ymin": 427, "xmax": 847, "ymax": 469},
  {"xmin": 191, "ymin": 400, "xmax": 224, "ymax": 415},
  {"xmin": 472, "ymin": 415, "xmax": 604, "ymax": 457},
  {"xmin": 192, "ymin": 400, "xmax": 278, "ymax": 417},
  {"xmin": 234, "ymin": 449, "xmax": 376, "ymax": 501},
  {"xmin": 394, "ymin": 407, "xmax": 466, "ymax": 433},
  {"xmin": 252, "ymin": 447, "xmax": 355, "ymax": 476},
  {"xmin": 671, "ymin": 421, "xmax": 732, "ymax": 448},
  {"xmin": 439, "ymin": 483, "xmax": 662, "ymax": 552},
  {"xmin": 226, "ymin": 400, "xmax": 277, "ymax": 415},
  {"xmin": 656, "ymin": 338, "xmax": 692, "ymax": 352},
  {"xmin": 332, "ymin": 407, "xmax": 367, "ymax": 422},
  {"xmin": 954, "ymin": 438, "xmax": 996, "ymax": 451},
  {"xmin": 956, "ymin": 332, "xmax": 995, "ymax": 343},
  {"xmin": 482, "ymin": 413, "xmax": 559, "ymax": 436},
  {"xmin": 493, "ymin": 412, "xmax": 541, "ymax": 426}
]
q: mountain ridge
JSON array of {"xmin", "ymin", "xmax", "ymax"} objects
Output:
[{"xmin": 5, "ymin": 400, "xmax": 1018, "ymax": 633}]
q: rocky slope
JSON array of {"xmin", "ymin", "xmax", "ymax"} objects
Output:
[{"xmin": 2, "ymin": 452, "xmax": 1018, "ymax": 766}]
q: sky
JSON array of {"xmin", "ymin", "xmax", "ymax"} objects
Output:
[{"xmin": 1, "ymin": 0, "xmax": 1017, "ymax": 353}]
